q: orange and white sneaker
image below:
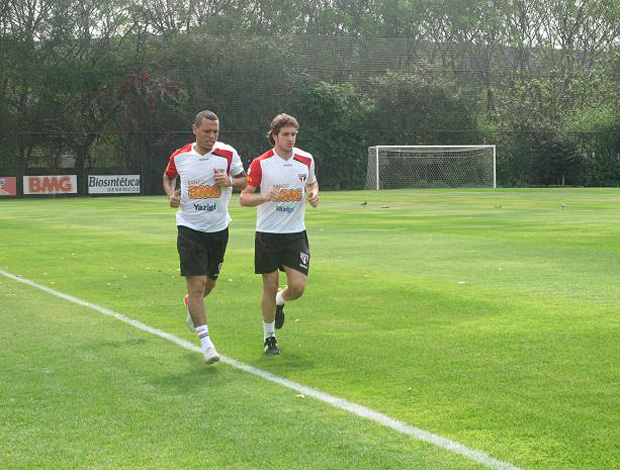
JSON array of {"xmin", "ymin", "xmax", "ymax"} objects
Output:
[{"xmin": 183, "ymin": 294, "xmax": 195, "ymax": 332}]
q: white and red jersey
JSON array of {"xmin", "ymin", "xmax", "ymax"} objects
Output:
[
  {"xmin": 246, "ymin": 147, "xmax": 317, "ymax": 234},
  {"xmin": 164, "ymin": 141, "xmax": 244, "ymax": 233}
]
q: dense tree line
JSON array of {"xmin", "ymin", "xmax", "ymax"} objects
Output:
[{"xmin": 1, "ymin": 0, "xmax": 619, "ymax": 191}]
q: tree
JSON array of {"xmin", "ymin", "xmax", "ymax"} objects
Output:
[
  {"xmin": 3, "ymin": 0, "xmax": 620, "ymax": 191},
  {"xmin": 532, "ymin": 135, "xmax": 582, "ymax": 185},
  {"xmin": 0, "ymin": 0, "xmax": 59, "ymax": 172},
  {"xmin": 567, "ymin": 105, "xmax": 620, "ymax": 186},
  {"xmin": 367, "ymin": 69, "xmax": 479, "ymax": 146},
  {"xmin": 294, "ymin": 81, "xmax": 370, "ymax": 189}
]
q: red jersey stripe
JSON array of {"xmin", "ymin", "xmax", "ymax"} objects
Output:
[
  {"xmin": 293, "ymin": 153, "xmax": 312, "ymax": 170},
  {"xmin": 164, "ymin": 143, "xmax": 193, "ymax": 178},
  {"xmin": 247, "ymin": 149, "xmax": 275, "ymax": 187},
  {"xmin": 212, "ymin": 148, "xmax": 234, "ymax": 174}
]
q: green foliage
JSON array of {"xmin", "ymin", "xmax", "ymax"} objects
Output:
[
  {"xmin": 2, "ymin": 0, "xmax": 620, "ymax": 188},
  {"xmin": 367, "ymin": 70, "xmax": 479, "ymax": 145},
  {"xmin": 567, "ymin": 105, "xmax": 620, "ymax": 186},
  {"xmin": 493, "ymin": 64, "xmax": 620, "ymax": 185},
  {"xmin": 294, "ymin": 82, "xmax": 371, "ymax": 189},
  {"xmin": 532, "ymin": 136, "xmax": 583, "ymax": 185}
]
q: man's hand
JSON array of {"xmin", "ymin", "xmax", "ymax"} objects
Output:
[
  {"xmin": 214, "ymin": 169, "xmax": 232, "ymax": 187},
  {"xmin": 263, "ymin": 186, "xmax": 281, "ymax": 202},
  {"xmin": 307, "ymin": 191, "xmax": 319, "ymax": 208},
  {"xmin": 169, "ymin": 188, "xmax": 181, "ymax": 208}
]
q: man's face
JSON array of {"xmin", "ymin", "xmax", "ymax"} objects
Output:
[
  {"xmin": 273, "ymin": 125, "xmax": 297, "ymax": 153},
  {"xmin": 193, "ymin": 118, "xmax": 219, "ymax": 153}
]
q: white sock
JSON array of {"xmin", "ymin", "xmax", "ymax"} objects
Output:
[
  {"xmin": 196, "ymin": 325, "xmax": 214, "ymax": 349},
  {"xmin": 263, "ymin": 322, "xmax": 275, "ymax": 341},
  {"xmin": 276, "ymin": 290, "xmax": 285, "ymax": 306}
]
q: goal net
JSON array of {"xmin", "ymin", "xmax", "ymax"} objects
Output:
[{"xmin": 365, "ymin": 145, "xmax": 496, "ymax": 189}]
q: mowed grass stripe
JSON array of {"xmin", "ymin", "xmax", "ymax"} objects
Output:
[{"xmin": 1, "ymin": 273, "xmax": 494, "ymax": 470}]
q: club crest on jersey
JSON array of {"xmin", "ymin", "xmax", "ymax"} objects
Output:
[
  {"xmin": 297, "ymin": 173, "xmax": 307, "ymax": 183},
  {"xmin": 299, "ymin": 252, "xmax": 309, "ymax": 266}
]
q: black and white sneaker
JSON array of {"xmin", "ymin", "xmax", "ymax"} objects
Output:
[
  {"xmin": 275, "ymin": 303, "xmax": 285, "ymax": 329},
  {"xmin": 263, "ymin": 336, "xmax": 281, "ymax": 356}
]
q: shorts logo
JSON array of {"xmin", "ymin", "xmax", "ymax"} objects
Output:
[
  {"xmin": 298, "ymin": 173, "xmax": 307, "ymax": 183},
  {"xmin": 299, "ymin": 252, "xmax": 309, "ymax": 266}
]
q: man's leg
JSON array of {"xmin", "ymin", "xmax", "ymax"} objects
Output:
[
  {"xmin": 281, "ymin": 266, "xmax": 307, "ymax": 302},
  {"xmin": 261, "ymin": 271, "xmax": 279, "ymax": 324},
  {"xmin": 186, "ymin": 275, "xmax": 219, "ymax": 363},
  {"xmin": 203, "ymin": 277, "xmax": 216, "ymax": 296},
  {"xmin": 274, "ymin": 266, "xmax": 308, "ymax": 329},
  {"xmin": 261, "ymin": 271, "xmax": 281, "ymax": 355},
  {"xmin": 186, "ymin": 275, "xmax": 209, "ymax": 326},
  {"xmin": 185, "ymin": 276, "xmax": 217, "ymax": 329}
]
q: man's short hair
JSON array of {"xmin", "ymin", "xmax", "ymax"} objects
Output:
[
  {"xmin": 194, "ymin": 110, "xmax": 219, "ymax": 127},
  {"xmin": 267, "ymin": 113, "xmax": 299, "ymax": 145}
]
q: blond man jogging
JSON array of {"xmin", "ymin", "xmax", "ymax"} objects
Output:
[{"xmin": 240, "ymin": 113, "xmax": 319, "ymax": 355}]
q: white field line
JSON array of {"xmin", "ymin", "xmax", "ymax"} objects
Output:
[{"xmin": 1, "ymin": 269, "xmax": 523, "ymax": 470}]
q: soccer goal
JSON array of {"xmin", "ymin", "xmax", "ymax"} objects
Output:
[{"xmin": 365, "ymin": 145, "xmax": 496, "ymax": 190}]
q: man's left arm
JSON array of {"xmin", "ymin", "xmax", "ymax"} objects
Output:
[
  {"xmin": 231, "ymin": 171, "xmax": 247, "ymax": 190},
  {"xmin": 306, "ymin": 181, "xmax": 319, "ymax": 208},
  {"xmin": 214, "ymin": 170, "xmax": 247, "ymax": 190}
]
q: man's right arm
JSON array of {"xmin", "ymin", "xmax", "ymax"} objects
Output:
[
  {"xmin": 239, "ymin": 185, "xmax": 264, "ymax": 207},
  {"xmin": 163, "ymin": 175, "xmax": 180, "ymax": 208},
  {"xmin": 240, "ymin": 185, "xmax": 281, "ymax": 207}
]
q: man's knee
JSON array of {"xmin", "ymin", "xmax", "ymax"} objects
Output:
[
  {"xmin": 286, "ymin": 280, "xmax": 306, "ymax": 300},
  {"xmin": 262, "ymin": 273, "xmax": 279, "ymax": 295},
  {"xmin": 187, "ymin": 276, "xmax": 208, "ymax": 296}
]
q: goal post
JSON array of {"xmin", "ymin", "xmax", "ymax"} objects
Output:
[{"xmin": 365, "ymin": 145, "xmax": 497, "ymax": 190}]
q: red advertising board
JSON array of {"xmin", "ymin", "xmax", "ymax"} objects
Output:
[{"xmin": 0, "ymin": 177, "xmax": 17, "ymax": 196}]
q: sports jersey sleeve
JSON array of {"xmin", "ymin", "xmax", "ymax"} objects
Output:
[
  {"xmin": 231, "ymin": 150, "xmax": 245, "ymax": 176},
  {"xmin": 307, "ymin": 157, "xmax": 317, "ymax": 185},
  {"xmin": 246, "ymin": 158, "xmax": 263, "ymax": 188},
  {"xmin": 164, "ymin": 154, "xmax": 178, "ymax": 178}
]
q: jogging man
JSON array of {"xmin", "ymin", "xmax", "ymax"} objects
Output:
[
  {"xmin": 163, "ymin": 110, "xmax": 246, "ymax": 364},
  {"xmin": 239, "ymin": 113, "xmax": 319, "ymax": 355}
]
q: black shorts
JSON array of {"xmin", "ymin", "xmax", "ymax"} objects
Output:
[
  {"xmin": 255, "ymin": 231, "xmax": 310, "ymax": 276},
  {"xmin": 177, "ymin": 225, "xmax": 229, "ymax": 279}
]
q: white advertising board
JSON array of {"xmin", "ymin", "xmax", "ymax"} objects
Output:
[
  {"xmin": 88, "ymin": 175, "xmax": 141, "ymax": 194},
  {"xmin": 24, "ymin": 175, "xmax": 78, "ymax": 194}
]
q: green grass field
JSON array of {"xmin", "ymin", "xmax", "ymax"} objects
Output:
[{"xmin": 1, "ymin": 188, "xmax": 618, "ymax": 470}]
